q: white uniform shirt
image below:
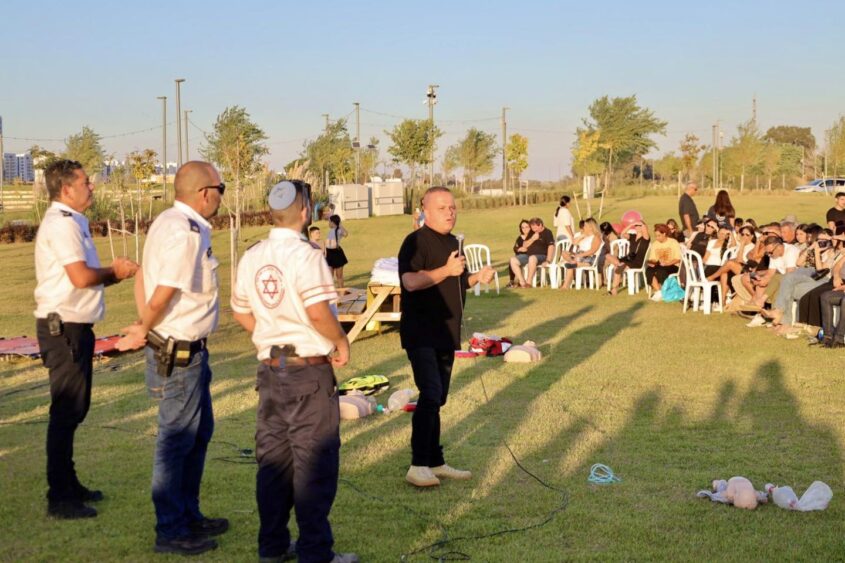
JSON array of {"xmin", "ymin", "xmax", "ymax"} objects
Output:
[
  {"xmin": 34, "ymin": 202, "xmax": 104, "ymax": 323},
  {"xmin": 231, "ymin": 227, "xmax": 339, "ymax": 360},
  {"xmin": 143, "ymin": 201, "xmax": 219, "ymax": 341}
]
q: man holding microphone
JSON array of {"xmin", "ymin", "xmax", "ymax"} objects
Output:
[{"xmin": 398, "ymin": 186, "xmax": 494, "ymax": 487}]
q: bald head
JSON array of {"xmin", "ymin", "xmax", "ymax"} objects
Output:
[{"xmin": 173, "ymin": 160, "xmax": 222, "ymax": 219}]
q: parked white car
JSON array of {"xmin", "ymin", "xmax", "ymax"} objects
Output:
[{"xmin": 794, "ymin": 178, "xmax": 845, "ymax": 193}]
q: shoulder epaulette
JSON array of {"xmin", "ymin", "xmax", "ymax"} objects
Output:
[
  {"xmin": 187, "ymin": 218, "xmax": 200, "ymax": 233},
  {"xmin": 60, "ymin": 210, "xmax": 73, "ymax": 217}
]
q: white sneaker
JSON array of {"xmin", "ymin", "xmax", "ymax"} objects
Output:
[
  {"xmin": 650, "ymin": 291, "xmax": 662, "ymax": 302},
  {"xmin": 406, "ymin": 465, "xmax": 440, "ymax": 487},
  {"xmin": 746, "ymin": 314, "xmax": 767, "ymax": 328},
  {"xmin": 431, "ymin": 464, "xmax": 472, "ymax": 480}
]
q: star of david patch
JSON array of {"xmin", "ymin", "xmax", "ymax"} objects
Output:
[{"xmin": 255, "ymin": 265, "xmax": 284, "ymax": 309}]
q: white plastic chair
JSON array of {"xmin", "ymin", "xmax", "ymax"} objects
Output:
[
  {"xmin": 574, "ymin": 241, "xmax": 605, "ymax": 290},
  {"xmin": 464, "ymin": 244, "xmax": 500, "ymax": 296},
  {"xmin": 721, "ymin": 246, "xmax": 738, "ymax": 265},
  {"xmin": 626, "ymin": 243, "xmax": 651, "ymax": 295},
  {"xmin": 682, "ymin": 249, "xmax": 723, "ymax": 314},
  {"xmin": 605, "ymin": 239, "xmax": 630, "ymax": 290},
  {"xmin": 547, "ymin": 240, "xmax": 572, "ymax": 289}
]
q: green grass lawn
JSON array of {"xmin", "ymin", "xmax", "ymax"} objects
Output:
[{"xmin": 2, "ymin": 193, "xmax": 844, "ymax": 561}]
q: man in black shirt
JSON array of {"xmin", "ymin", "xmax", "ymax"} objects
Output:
[
  {"xmin": 509, "ymin": 217, "xmax": 555, "ymax": 288},
  {"xmin": 826, "ymin": 192, "xmax": 845, "ymax": 231},
  {"xmin": 398, "ymin": 187, "xmax": 494, "ymax": 488},
  {"xmin": 678, "ymin": 181, "xmax": 700, "ymax": 237}
]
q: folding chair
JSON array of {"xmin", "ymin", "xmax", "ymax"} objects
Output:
[{"xmin": 464, "ymin": 243, "xmax": 500, "ymax": 296}]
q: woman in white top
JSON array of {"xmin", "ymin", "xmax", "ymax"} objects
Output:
[
  {"xmin": 702, "ymin": 225, "xmax": 735, "ymax": 278},
  {"xmin": 553, "ymin": 196, "xmax": 575, "ymax": 241},
  {"xmin": 706, "ymin": 225, "xmax": 756, "ymax": 309},
  {"xmin": 559, "ymin": 218, "xmax": 602, "ymax": 289}
]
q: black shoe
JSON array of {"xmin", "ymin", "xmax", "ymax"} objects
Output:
[
  {"xmin": 188, "ymin": 517, "xmax": 229, "ymax": 537},
  {"xmin": 154, "ymin": 535, "xmax": 218, "ymax": 556},
  {"xmin": 74, "ymin": 484, "xmax": 104, "ymax": 503},
  {"xmin": 48, "ymin": 499, "xmax": 97, "ymax": 519}
]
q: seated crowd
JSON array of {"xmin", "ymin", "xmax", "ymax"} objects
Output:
[{"xmin": 503, "ymin": 188, "xmax": 845, "ymax": 349}]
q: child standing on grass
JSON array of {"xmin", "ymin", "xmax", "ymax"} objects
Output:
[{"xmin": 325, "ymin": 214, "xmax": 348, "ymax": 288}]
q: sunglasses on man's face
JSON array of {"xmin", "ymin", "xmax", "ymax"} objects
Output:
[{"xmin": 200, "ymin": 183, "xmax": 226, "ymax": 195}]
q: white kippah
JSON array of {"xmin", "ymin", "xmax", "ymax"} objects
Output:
[{"xmin": 268, "ymin": 181, "xmax": 298, "ymax": 210}]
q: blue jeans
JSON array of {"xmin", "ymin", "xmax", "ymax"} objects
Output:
[{"xmin": 145, "ymin": 347, "xmax": 214, "ymax": 539}]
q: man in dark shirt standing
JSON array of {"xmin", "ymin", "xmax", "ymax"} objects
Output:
[
  {"xmin": 678, "ymin": 181, "xmax": 700, "ymax": 238},
  {"xmin": 398, "ymin": 187, "xmax": 494, "ymax": 487},
  {"xmin": 826, "ymin": 192, "xmax": 845, "ymax": 231}
]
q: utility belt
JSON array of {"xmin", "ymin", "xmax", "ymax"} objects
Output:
[
  {"xmin": 261, "ymin": 344, "xmax": 330, "ymax": 368},
  {"xmin": 146, "ymin": 330, "xmax": 207, "ymax": 377},
  {"xmin": 39, "ymin": 312, "xmax": 94, "ymax": 336}
]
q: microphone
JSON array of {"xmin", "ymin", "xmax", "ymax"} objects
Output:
[{"xmin": 456, "ymin": 233, "xmax": 465, "ymax": 255}]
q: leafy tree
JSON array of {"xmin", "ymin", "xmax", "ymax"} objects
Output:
[
  {"xmin": 577, "ymin": 95, "xmax": 667, "ymax": 191},
  {"xmin": 127, "ymin": 149, "xmax": 158, "ymax": 186},
  {"xmin": 653, "ymin": 152, "xmax": 682, "ymax": 182},
  {"xmin": 302, "ymin": 119, "xmax": 354, "ymax": 189},
  {"xmin": 201, "ymin": 106, "xmax": 269, "ymax": 225},
  {"xmin": 385, "ymin": 119, "xmax": 442, "ymax": 188},
  {"xmin": 728, "ymin": 120, "xmax": 763, "ymax": 192},
  {"xmin": 763, "ymin": 125, "xmax": 815, "ymax": 151},
  {"xmin": 29, "ymin": 145, "xmax": 60, "ymax": 170},
  {"xmin": 359, "ymin": 136, "xmax": 380, "ymax": 182},
  {"xmin": 826, "ymin": 116, "xmax": 845, "ymax": 178},
  {"xmin": 452, "ymin": 128, "xmax": 498, "ymax": 189},
  {"xmin": 679, "ymin": 133, "xmax": 703, "ymax": 181},
  {"xmin": 442, "ymin": 145, "xmax": 460, "ymax": 185},
  {"xmin": 760, "ymin": 143, "xmax": 781, "ymax": 190},
  {"xmin": 571, "ymin": 129, "xmax": 605, "ymax": 178},
  {"xmin": 505, "ymin": 133, "xmax": 529, "ymax": 187},
  {"xmin": 64, "ymin": 126, "xmax": 105, "ymax": 175}
]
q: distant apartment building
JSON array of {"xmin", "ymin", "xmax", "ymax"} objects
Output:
[{"xmin": 2, "ymin": 152, "xmax": 35, "ymax": 183}]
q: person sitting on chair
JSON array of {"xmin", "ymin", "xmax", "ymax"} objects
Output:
[
  {"xmin": 507, "ymin": 219, "xmax": 532, "ymax": 288},
  {"xmin": 509, "ymin": 217, "xmax": 554, "ymax": 288},
  {"xmin": 645, "ymin": 224, "xmax": 682, "ymax": 302},
  {"xmin": 559, "ymin": 218, "xmax": 602, "ymax": 290},
  {"xmin": 607, "ymin": 221, "xmax": 650, "ymax": 296}
]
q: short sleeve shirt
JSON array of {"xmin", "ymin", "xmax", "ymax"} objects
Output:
[
  {"xmin": 679, "ymin": 193, "xmax": 700, "ymax": 227},
  {"xmin": 526, "ymin": 228, "xmax": 555, "ymax": 256},
  {"xmin": 826, "ymin": 207, "xmax": 845, "ymax": 229},
  {"xmin": 553, "ymin": 207, "xmax": 575, "ymax": 239},
  {"xmin": 142, "ymin": 201, "xmax": 219, "ymax": 341},
  {"xmin": 231, "ymin": 228, "xmax": 339, "ymax": 360},
  {"xmin": 398, "ymin": 226, "xmax": 469, "ymax": 350},
  {"xmin": 34, "ymin": 202, "xmax": 104, "ymax": 323},
  {"xmin": 768, "ymin": 244, "xmax": 800, "ymax": 274}
]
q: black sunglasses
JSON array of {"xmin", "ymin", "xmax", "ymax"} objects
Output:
[{"xmin": 200, "ymin": 183, "xmax": 226, "ymax": 195}]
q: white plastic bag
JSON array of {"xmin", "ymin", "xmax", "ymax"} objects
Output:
[{"xmin": 765, "ymin": 481, "xmax": 832, "ymax": 511}]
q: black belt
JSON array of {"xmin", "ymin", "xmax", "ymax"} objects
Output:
[{"xmin": 261, "ymin": 355, "xmax": 330, "ymax": 368}]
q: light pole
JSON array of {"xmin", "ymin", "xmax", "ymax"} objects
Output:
[
  {"xmin": 184, "ymin": 110, "xmax": 192, "ymax": 161},
  {"xmin": 175, "ymin": 79, "xmax": 185, "ymax": 169},
  {"xmin": 157, "ymin": 96, "xmax": 167, "ymax": 201},
  {"xmin": 501, "ymin": 107, "xmax": 509, "ymax": 193},
  {"xmin": 0, "ymin": 116, "xmax": 4, "ymax": 210},
  {"xmin": 354, "ymin": 102, "xmax": 361, "ymax": 184},
  {"xmin": 426, "ymin": 84, "xmax": 439, "ymax": 186}
]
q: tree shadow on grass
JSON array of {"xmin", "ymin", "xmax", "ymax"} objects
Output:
[{"xmin": 435, "ymin": 360, "xmax": 845, "ymax": 561}]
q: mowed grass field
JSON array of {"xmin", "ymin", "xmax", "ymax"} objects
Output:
[{"xmin": 2, "ymin": 192, "xmax": 844, "ymax": 562}]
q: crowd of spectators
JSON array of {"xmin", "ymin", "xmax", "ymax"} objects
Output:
[{"xmin": 503, "ymin": 184, "xmax": 845, "ymax": 348}]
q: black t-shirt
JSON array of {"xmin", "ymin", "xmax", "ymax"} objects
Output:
[
  {"xmin": 398, "ymin": 226, "xmax": 469, "ymax": 350},
  {"xmin": 525, "ymin": 228, "xmax": 555, "ymax": 256},
  {"xmin": 513, "ymin": 235, "xmax": 528, "ymax": 254},
  {"xmin": 679, "ymin": 193, "xmax": 700, "ymax": 228},
  {"xmin": 826, "ymin": 207, "xmax": 845, "ymax": 229},
  {"xmin": 621, "ymin": 235, "xmax": 649, "ymax": 269},
  {"xmin": 689, "ymin": 232, "xmax": 709, "ymax": 257}
]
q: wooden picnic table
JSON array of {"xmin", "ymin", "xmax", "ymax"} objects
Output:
[{"xmin": 336, "ymin": 283, "xmax": 401, "ymax": 343}]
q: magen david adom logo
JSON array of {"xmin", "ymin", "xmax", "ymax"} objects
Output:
[{"xmin": 255, "ymin": 265, "xmax": 285, "ymax": 308}]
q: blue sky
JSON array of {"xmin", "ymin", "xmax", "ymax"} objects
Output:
[{"xmin": 2, "ymin": 0, "xmax": 843, "ymax": 180}]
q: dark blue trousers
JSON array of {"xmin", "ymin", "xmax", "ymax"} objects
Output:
[{"xmin": 255, "ymin": 362, "xmax": 340, "ymax": 563}]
